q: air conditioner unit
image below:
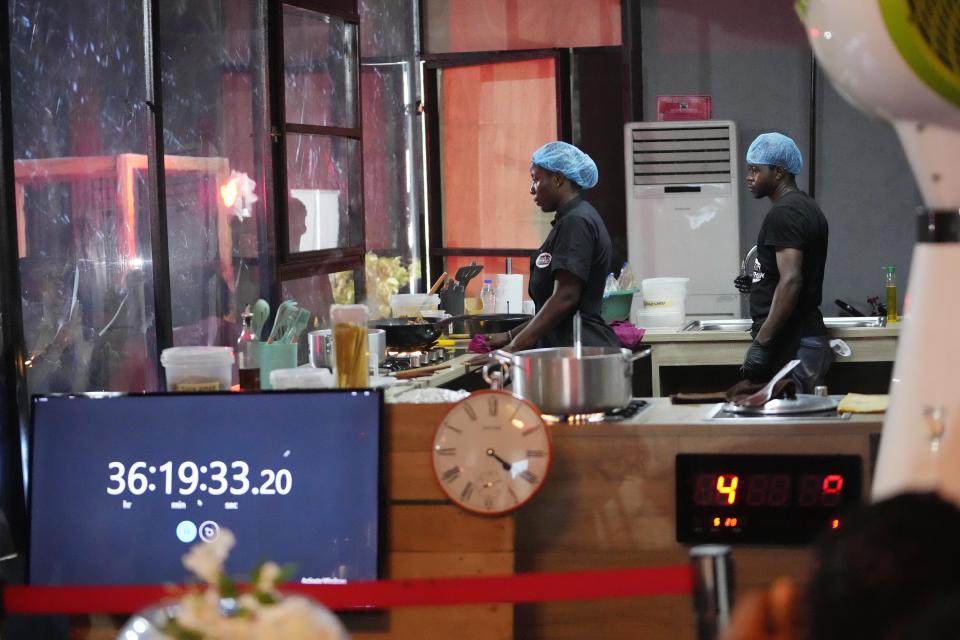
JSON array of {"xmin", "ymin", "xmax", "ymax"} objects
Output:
[{"xmin": 624, "ymin": 120, "xmax": 741, "ymax": 317}]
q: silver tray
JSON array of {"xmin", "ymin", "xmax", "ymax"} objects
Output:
[{"xmin": 721, "ymin": 393, "xmax": 839, "ymax": 415}]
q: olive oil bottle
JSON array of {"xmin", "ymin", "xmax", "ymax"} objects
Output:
[{"xmin": 883, "ymin": 266, "xmax": 898, "ymax": 323}]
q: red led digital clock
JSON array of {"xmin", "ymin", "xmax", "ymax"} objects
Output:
[{"xmin": 675, "ymin": 454, "xmax": 863, "ymax": 545}]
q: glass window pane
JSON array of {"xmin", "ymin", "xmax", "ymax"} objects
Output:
[
  {"xmin": 286, "ymin": 134, "xmax": 362, "ymax": 253},
  {"xmin": 160, "ymin": 0, "xmax": 272, "ymax": 348},
  {"xmin": 440, "ymin": 59, "xmax": 557, "ymax": 251},
  {"xmin": 422, "ymin": 0, "xmax": 621, "ymax": 53},
  {"xmin": 360, "ymin": 0, "xmax": 423, "ymax": 301},
  {"xmin": 10, "ymin": 0, "xmax": 160, "ymax": 394},
  {"xmin": 283, "ymin": 5, "xmax": 358, "ymax": 128}
]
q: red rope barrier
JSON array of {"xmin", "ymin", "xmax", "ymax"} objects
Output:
[{"xmin": 4, "ymin": 565, "xmax": 692, "ymax": 614}]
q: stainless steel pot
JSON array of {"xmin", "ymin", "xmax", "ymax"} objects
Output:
[{"xmin": 493, "ymin": 346, "xmax": 651, "ymax": 415}]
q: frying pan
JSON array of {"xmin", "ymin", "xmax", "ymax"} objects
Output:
[
  {"xmin": 371, "ymin": 317, "xmax": 445, "ymax": 351},
  {"xmin": 447, "ymin": 313, "xmax": 532, "ymax": 336}
]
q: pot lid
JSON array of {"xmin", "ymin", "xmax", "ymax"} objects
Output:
[{"xmin": 722, "ymin": 393, "xmax": 838, "ymax": 415}]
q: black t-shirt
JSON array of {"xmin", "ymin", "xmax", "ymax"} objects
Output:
[
  {"xmin": 528, "ymin": 195, "xmax": 620, "ymax": 349},
  {"xmin": 748, "ymin": 190, "xmax": 828, "ymax": 337}
]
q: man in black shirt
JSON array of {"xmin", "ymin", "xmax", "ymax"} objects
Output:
[{"xmin": 740, "ymin": 132, "xmax": 831, "ymax": 392}]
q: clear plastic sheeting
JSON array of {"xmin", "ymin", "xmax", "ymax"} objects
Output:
[{"xmin": 10, "ymin": 0, "xmax": 158, "ymax": 393}]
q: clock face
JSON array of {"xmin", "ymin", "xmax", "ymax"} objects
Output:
[{"xmin": 432, "ymin": 390, "xmax": 552, "ymax": 515}]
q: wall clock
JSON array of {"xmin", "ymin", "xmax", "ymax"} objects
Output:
[{"xmin": 431, "ymin": 389, "xmax": 552, "ymax": 515}]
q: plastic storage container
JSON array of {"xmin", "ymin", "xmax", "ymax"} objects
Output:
[
  {"xmin": 634, "ymin": 307, "xmax": 686, "ymax": 329},
  {"xmin": 601, "ymin": 288, "xmax": 639, "ymax": 322},
  {"xmin": 161, "ymin": 346, "xmax": 234, "ymax": 392},
  {"xmin": 641, "ymin": 277, "xmax": 690, "ymax": 317},
  {"xmin": 331, "ymin": 304, "xmax": 369, "ymax": 388},
  {"xmin": 270, "ymin": 367, "xmax": 335, "ymax": 390}
]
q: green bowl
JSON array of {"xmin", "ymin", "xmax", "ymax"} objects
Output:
[{"xmin": 601, "ymin": 288, "xmax": 639, "ymax": 322}]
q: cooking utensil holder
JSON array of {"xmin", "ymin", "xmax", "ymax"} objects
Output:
[
  {"xmin": 439, "ymin": 286, "xmax": 464, "ymax": 316},
  {"xmin": 259, "ymin": 342, "xmax": 297, "ymax": 390}
]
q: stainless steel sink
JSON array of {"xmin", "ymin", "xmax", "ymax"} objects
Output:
[{"xmin": 681, "ymin": 316, "xmax": 886, "ymax": 332}]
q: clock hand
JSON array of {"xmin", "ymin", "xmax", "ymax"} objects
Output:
[{"xmin": 485, "ymin": 448, "xmax": 512, "ymax": 472}]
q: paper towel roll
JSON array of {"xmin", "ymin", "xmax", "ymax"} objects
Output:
[{"xmin": 494, "ymin": 274, "xmax": 524, "ymax": 314}]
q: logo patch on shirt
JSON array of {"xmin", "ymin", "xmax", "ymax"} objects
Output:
[{"xmin": 535, "ymin": 252, "xmax": 552, "ymax": 268}]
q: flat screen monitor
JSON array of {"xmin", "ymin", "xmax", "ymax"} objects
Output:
[{"xmin": 28, "ymin": 390, "xmax": 382, "ymax": 585}]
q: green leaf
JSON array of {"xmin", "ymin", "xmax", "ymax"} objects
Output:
[
  {"xmin": 161, "ymin": 618, "xmax": 205, "ymax": 640},
  {"xmin": 218, "ymin": 572, "xmax": 239, "ymax": 599}
]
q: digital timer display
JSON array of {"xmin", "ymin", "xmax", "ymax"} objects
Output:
[
  {"xmin": 675, "ymin": 454, "xmax": 862, "ymax": 545},
  {"xmin": 29, "ymin": 390, "xmax": 382, "ymax": 586}
]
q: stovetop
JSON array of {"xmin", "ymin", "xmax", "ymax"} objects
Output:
[
  {"xmin": 542, "ymin": 399, "xmax": 650, "ymax": 424},
  {"xmin": 706, "ymin": 404, "xmax": 852, "ymax": 422}
]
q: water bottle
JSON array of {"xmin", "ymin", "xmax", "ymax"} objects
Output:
[
  {"xmin": 604, "ymin": 272, "xmax": 619, "ymax": 295},
  {"xmin": 617, "ymin": 261, "xmax": 636, "ymax": 290},
  {"xmin": 480, "ymin": 279, "xmax": 496, "ymax": 314}
]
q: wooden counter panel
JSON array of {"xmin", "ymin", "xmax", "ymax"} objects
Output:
[
  {"xmin": 515, "ymin": 597, "xmax": 693, "ymax": 640},
  {"xmin": 351, "ymin": 604, "xmax": 513, "ymax": 640},
  {"xmin": 385, "ymin": 403, "xmax": 455, "ymax": 452},
  {"xmin": 388, "ymin": 451, "xmax": 444, "ymax": 500},
  {"xmin": 388, "ymin": 504, "xmax": 514, "ymax": 552},
  {"xmin": 390, "ymin": 551, "xmax": 514, "ymax": 578}
]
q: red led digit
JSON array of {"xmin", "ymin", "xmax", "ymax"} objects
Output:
[
  {"xmin": 822, "ymin": 475, "xmax": 844, "ymax": 494},
  {"xmin": 694, "ymin": 474, "xmax": 716, "ymax": 505},
  {"xmin": 798, "ymin": 474, "xmax": 821, "ymax": 507},
  {"xmin": 821, "ymin": 474, "xmax": 844, "ymax": 507},
  {"xmin": 745, "ymin": 474, "xmax": 769, "ymax": 507},
  {"xmin": 769, "ymin": 474, "xmax": 791, "ymax": 507},
  {"xmin": 716, "ymin": 475, "xmax": 739, "ymax": 505}
]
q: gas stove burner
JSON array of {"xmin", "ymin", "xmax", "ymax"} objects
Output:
[
  {"xmin": 542, "ymin": 411, "xmax": 606, "ymax": 425},
  {"xmin": 381, "ymin": 347, "xmax": 448, "ymax": 372},
  {"xmin": 541, "ymin": 399, "xmax": 649, "ymax": 425}
]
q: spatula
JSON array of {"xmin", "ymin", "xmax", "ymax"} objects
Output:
[{"xmin": 735, "ymin": 359, "xmax": 801, "ymax": 408}]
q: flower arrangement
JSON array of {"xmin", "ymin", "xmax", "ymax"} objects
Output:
[
  {"xmin": 331, "ymin": 251, "xmax": 421, "ymax": 319},
  {"xmin": 125, "ymin": 529, "xmax": 348, "ymax": 640}
]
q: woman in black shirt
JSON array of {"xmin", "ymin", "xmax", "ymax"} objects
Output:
[{"xmin": 487, "ymin": 141, "xmax": 619, "ymax": 351}]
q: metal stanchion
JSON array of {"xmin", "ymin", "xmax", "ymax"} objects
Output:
[{"xmin": 689, "ymin": 544, "xmax": 734, "ymax": 640}]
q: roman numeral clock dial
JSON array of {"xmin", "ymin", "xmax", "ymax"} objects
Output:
[{"xmin": 431, "ymin": 390, "xmax": 552, "ymax": 515}]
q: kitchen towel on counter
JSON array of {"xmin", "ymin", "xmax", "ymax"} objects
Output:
[
  {"xmin": 494, "ymin": 274, "xmax": 523, "ymax": 314},
  {"xmin": 837, "ymin": 393, "xmax": 889, "ymax": 413}
]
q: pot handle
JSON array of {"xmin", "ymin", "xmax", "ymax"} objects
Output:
[
  {"xmin": 491, "ymin": 349, "xmax": 515, "ymax": 364},
  {"xmin": 627, "ymin": 347, "xmax": 652, "ymax": 363}
]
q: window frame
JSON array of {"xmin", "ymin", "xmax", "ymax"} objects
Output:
[
  {"xmin": 420, "ymin": 48, "xmax": 570, "ymax": 289},
  {"xmin": 270, "ymin": 0, "xmax": 367, "ymax": 295}
]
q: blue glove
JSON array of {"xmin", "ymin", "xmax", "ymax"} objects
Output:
[{"xmin": 740, "ymin": 340, "xmax": 771, "ymax": 381}]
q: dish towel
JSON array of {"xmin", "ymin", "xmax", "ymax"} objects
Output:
[
  {"xmin": 610, "ymin": 321, "xmax": 646, "ymax": 350},
  {"xmin": 837, "ymin": 393, "xmax": 889, "ymax": 413}
]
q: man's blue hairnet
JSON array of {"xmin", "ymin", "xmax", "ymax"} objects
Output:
[
  {"xmin": 746, "ymin": 132, "xmax": 803, "ymax": 175},
  {"xmin": 531, "ymin": 141, "xmax": 598, "ymax": 189}
]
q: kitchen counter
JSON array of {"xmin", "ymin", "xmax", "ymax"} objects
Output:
[
  {"xmin": 641, "ymin": 323, "xmax": 900, "ymax": 395},
  {"xmin": 382, "ymin": 352, "xmax": 480, "ymax": 402}
]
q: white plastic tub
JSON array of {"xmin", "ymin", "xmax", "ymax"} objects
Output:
[
  {"xmin": 641, "ymin": 277, "xmax": 689, "ymax": 318},
  {"xmin": 634, "ymin": 307, "xmax": 686, "ymax": 329},
  {"xmin": 161, "ymin": 346, "xmax": 234, "ymax": 392},
  {"xmin": 270, "ymin": 367, "xmax": 335, "ymax": 390}
]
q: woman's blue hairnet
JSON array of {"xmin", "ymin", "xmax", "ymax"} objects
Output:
[
  {"xmin": 531, "ymin": 141, "xmax": 598, "ymax": 189},
  {"xmin": 746, "ymin": 132, "xmax": 803, "ymax": 175}
]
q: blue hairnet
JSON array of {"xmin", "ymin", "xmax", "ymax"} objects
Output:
[
  {"xmin": 746, "ymin": 132, "xmax": 803, "ymax": 175},
  {"xmin": 531, "ymin": 141, "xmax": 598, "ymax": 189}
]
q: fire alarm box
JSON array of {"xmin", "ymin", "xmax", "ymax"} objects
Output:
[{"xmin": 656, "ymin": 96, "xmax": 712, "ymax": 121}]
